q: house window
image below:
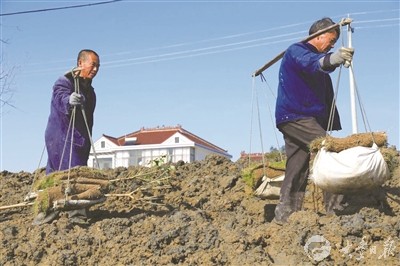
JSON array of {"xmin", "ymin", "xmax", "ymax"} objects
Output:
[
  {"xmin": 175, "ymin": 137, "xmax": 179, "ymax": 143},
  {"xmin": 101, "ymin": 141, "xmax": 105, "ymax": 148},
  {"xmin": 96, "ymin": 158, "xmax": 112, "ymax": 169},
  {"xmin": 128, "ymin": 150, "xmax": 142, "ymax": 166},
  {"xmin": 190, "ymin": 147, "xmax": 195, "ymax": 162}
]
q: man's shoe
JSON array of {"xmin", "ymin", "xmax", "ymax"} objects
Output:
[
  {"xmin": 32, "ymin": 211, "xmax": 59, "ymax": 225},
  {"xmin": 274, "ymin": 203, "xmax": 293, "ymax": 225}
]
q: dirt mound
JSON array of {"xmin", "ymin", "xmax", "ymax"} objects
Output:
[{"xmin": 1, "ymin": 154, "xmax": 400, "ymax": 265}]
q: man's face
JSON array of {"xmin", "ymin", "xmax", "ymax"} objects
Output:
[
  {"xmin": 317, "ymin": 31, "xmax": 338, "ymax": 53},
  {"xmin": 78, "ymin": 53, "xmax": 100, "ymax": 79}
]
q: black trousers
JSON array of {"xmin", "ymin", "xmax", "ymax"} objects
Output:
[{"xmin": 275, "ymin": 117, "xmax": 343, "ymax": 221}]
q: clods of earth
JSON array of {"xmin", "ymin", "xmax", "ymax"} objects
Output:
[{"xmin": 1, "ymin": 154, "xmax": 400, "ymax": 265}]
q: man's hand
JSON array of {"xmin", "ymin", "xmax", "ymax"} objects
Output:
[
  {"xmin": 330, "ymin": 47, "xmax": 355, "ymax": 68},
  {"xmin": 69, "ymin": 92, "xmax": 84, "ymax": 106}
]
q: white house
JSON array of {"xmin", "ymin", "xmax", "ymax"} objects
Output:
[{"xmin": 88, "ymin": 125, "xmax": 232, "ymax": 169}]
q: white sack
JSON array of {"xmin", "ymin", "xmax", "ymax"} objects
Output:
[
  {"xmin": 311, "ymin": 143, "xmax": 389, "ymax": 194},
  {"xmin": 255, "ymin": 174, "xmax": 285, "ymax": 199}
]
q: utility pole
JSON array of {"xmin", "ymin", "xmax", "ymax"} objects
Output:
[{"xmin": 347, "ymin": 21, "xmax": 358, "ymax": 134}]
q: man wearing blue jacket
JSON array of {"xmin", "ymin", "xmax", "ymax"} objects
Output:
[{"xmin": 274, "ymin": 18, "xmax": 354, "ymax": 224}]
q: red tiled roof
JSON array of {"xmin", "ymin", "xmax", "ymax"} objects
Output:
[
  {"xmin": 103, "ymin": 125, "xmax": 227, "ymax": 153},
  {"xmin": 102, "ymin": 134, "xmax": 119, "ymax": 145}
]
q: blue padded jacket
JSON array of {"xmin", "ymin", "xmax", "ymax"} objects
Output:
[{"xmin": 275, "ymin": 42, "xmax": 341, "ymax": 131}]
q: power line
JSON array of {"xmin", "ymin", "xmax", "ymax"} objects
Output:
[
  {"xmin": 102, "ymin": 31, "xmax": 307, "ymax": 66},
  {"xmin": 0, "ymin": 0, "xmax": 122, "ymax": 17},
  {"xmin": 19, "ymin": 20, "xmax": 398, "ymax": 75},
  {"xmin": 16, "ymin": 11, "xmax": 400, "ymax": 74}
]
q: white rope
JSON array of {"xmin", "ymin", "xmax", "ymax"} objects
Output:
[
  {"xmin": 327, "ymin": 65, "xmax": 343, "ymax": 134},
  {"xmin": 58, "ymin": 107, "xmax": 75, "ymax": 172},
  {"xmin": 327, "ymin": 23, "xmax": 374, "ymax": 138},
  {"xmin": 249, "ymin": 73, "xmax": 288, "ymax": 178},
  {"xmin": 248, "ymin": 75, "xmax": 267, "ymax": 178},
  {"xmin": 248, "ymin": 77, "xmax": 256, "ymax": 166},
  {"xmin": 67, "ymin": 107, "xmax": 76, "ymax": 173},
  {"xmin": 259, "ymin": 76, "xmax": 284, "ymax": 162},
  {"xmin": 25, "ymin": 144, "xmax": 46, "ymax": 200},
  {"xmin": 80, "ymin": 106, "xmax": 100, "ymax": 169},
  {"xmin": 255, "ymin": 83, "xmax": 267, "ymax": 173},
  {"xmin": 64, "ymin": 70, "xmax": 81, "ymax": 198},
  {"xmin": 351, "ymin": 65, "xmax": 372, "ymax": 133},
  {"xmin": 327, "ymin": 23, "xmax": 346, "ymax": 134}
]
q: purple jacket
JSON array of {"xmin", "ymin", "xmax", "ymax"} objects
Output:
[{"xmin": 45, "ymin": 72, "xmax": 96, "ymax": 174}]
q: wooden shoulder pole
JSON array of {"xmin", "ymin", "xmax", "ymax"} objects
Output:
[
  {"xmin": 0, "ymin": 201, "xmax": 33, "ymax": 211},
  {"xmin": 252, "ymin": 18, "xmax": 352, "ymax": 77}
]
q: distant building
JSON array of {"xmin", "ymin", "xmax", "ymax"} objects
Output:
[
  {"xmin": 239, "ymin": 151, "xmax": 264, "ymax": 162},
  {"xmin": 88, "ymin": 125, "xmax": 232, "ymax": 169}
]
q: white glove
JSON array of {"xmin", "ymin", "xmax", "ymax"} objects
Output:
[
  {"xmin": 69, "ymin": 92, "xmax": 84, "ymax": 106},
  {"xmin": 330, "ymin": 47, "xmax": 354, "ymax": 68}
]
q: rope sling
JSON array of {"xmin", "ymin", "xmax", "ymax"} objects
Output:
[
  {"xmin": 250, "ymin": 73, "xmax": 285, "ymax": 199},
  {"xmin": 311, "ymin": 60, "xmax": 389, "ymax": 193},
  {"xmin": 59, "ymin": 67, "xmax": 101, "ymax": 199}
]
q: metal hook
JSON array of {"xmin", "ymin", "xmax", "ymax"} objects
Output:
[{"xmin": 71, "ymin": 66, "xmax": 82, "ymax": 78}]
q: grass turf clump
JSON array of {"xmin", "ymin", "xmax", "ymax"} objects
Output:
[
  {"xmin": 32, "ymin": 166, "xmax": 110, "ymax": 215},
  {"xmin": 309, "ymin": 132, "xmax": 387, "ymax": 153},
  {"xmin": 241, "ymin": 162, "xmax": 285, "ymax": 190}
]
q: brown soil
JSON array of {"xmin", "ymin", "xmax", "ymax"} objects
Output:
[{"xmin": 1, "ymin": 154, "xmax": 400, "ymax": 265}]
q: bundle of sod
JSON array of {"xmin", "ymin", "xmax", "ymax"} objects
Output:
[
  {"xmin": 309, "ymin": 132, "xmax": 387, "ymax": 153},
  {"xmin": 33, "ymin": 166, "xmax": 110, "ymax": 215},
  {"xmin": 242, "ymin": 161, "xmax": 286, "ymax": 190},
  {"xmin": 309, "ymin": 132, "xmax": 399, "ymax": 173}
]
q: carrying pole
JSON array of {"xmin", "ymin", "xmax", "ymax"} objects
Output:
[
  {"xmin": 252, "ymin": 18, "xmax": 352, "ymax": 77},
  {"xmin": 347, "ymin": 22, "xmax": 358, "ymax": 133}
]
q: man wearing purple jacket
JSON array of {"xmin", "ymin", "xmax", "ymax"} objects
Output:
[
  {"xmin": 274, "ymin": 18, "xmax": 354, "ymax": 224},
  {"xmin": 35, "ymin": 49, "xmax": 100, "ymax": 225},
  {"xmin": 45, "ymin": 49, "xmax": 99, "ymax": 174}
]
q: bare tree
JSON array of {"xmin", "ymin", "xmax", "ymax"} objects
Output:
[{"xmin": 1, "ymin": 38, "xmax": 17, "ymax": 116}]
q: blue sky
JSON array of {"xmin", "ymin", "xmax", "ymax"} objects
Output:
[{"xmin": 1, "ymin": 0, "xmax": 399, "ymax": 172}]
